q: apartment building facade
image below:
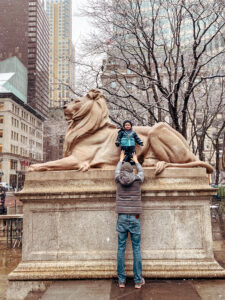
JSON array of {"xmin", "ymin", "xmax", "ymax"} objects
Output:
[{"xmin": 0, "ymin": 94, "xmax": 44, "ymax": 189}]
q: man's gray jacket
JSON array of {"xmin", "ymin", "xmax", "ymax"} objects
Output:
[{"xmin": 115, "ymin": 162, "xmax": 144, "ymax": 214}]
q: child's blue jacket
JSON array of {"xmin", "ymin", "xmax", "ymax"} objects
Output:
[{"xmin": 115, "ymin": 129, "xmax": 143, "ymax": 147}]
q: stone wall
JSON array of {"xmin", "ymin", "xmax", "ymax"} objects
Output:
[{"xmin": 8, "ymin": 167, "xmax": 225, "ymax": 281}]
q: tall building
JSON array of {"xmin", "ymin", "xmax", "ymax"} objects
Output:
[
  {"xmin": 0, "ymin": 0, "xmax": 49, "ymax": 119},
  {"xmin": 0, "ymin": 57, "xmax": 44, "ymax": 188},
  {"xmin": 46, "ymin": 0, "xmax": 74, "ymax": 107}
]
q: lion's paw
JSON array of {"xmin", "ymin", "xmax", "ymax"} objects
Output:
[
  {"xmin": 155, "ymin": 161, "xmax": 169, "ymax": 175},
  {"xmin": 77, "ymin": 162, "xmax": 90, "ymax": 172},
  {"xmin": 28, "ymin": 164, "xmax": 46, "ymax": 172}
]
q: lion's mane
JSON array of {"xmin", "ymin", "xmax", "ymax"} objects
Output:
[{"xmin": 63, "ymin": 89, "xmax": 115, "ymax": 157}]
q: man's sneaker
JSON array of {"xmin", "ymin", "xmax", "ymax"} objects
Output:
[
  {"xmin": 135, "ymin": 277, "xmax": 145, "ymax": 289},
  {"xmin": 119, "ymin": 281, "xmax": 126, "ymax": 288}
]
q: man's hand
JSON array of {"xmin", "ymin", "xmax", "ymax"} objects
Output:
[
  {"xmin": 120, "ymin": 150, "xmax": 125, "ymax": 162},
  {"xmin": 132, "ymin": 153, "xmax": 139, "ymax": 164}
]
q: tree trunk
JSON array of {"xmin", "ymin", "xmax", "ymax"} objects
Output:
[{"xmin": 215, "ymin": 139, "xmax": 220, "ymax": 185}]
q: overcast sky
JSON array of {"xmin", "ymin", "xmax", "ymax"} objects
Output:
[{"xmin": 72, "ymin": 0, "xmax": 91, "ymax": 45}]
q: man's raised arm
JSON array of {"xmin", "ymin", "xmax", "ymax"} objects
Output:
[
  {"xmin": 115, "ymin": 151, "xmax": 125, "ymax": 179},
  {"xmin": 133, "ymin": 153, "xmax": 144, "ymax": 182}
]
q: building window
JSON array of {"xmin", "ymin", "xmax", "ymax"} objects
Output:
[
  {"xmin": 0, "ymin": 130, "xmax": 2, "ymax": 138},
  {"xmin": 0, "ymin": 144, "xmax": 2, "ymax": 153},
  {"xmin": 0, "ymin": 103, "xmax": 4, "ymax": 111},
  {"xmin": 0, "ymin": 116, "xmax": 3, "ymax": 123},
  {"xmin": 111, "ymin": 82, "xmax": 116, "ymax": 89},
  {"xmin": 126, "ymin": 83, "xmax": 132, "ymax": 89},
  {"xmin": 10, "ymin": 160, "xmax": 17, "ymax": 170},
  {"xmin": 28, "ymin": 33, "xmax": 36, "ymax": 37}
]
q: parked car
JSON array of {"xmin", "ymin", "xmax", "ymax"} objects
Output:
[{"xmin": 0, "ymin": 182, "xmax": 9, "ymax": 191}]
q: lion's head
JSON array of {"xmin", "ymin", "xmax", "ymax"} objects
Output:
[{"xmin": 63, "ymin": 89, "xmax": 115, "ymax": 157}]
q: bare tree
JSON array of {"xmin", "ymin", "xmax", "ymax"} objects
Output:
[
  {"xmin": 77, "ymin": 0, "xmax": 225, "ymax": 136},
  {"xmin": 43, "ymin": 108, "xmax": 67, "ymax": 162},
  {"xmin": 187, "ymin": 78, "xmax": 225, "ymax": 184}
]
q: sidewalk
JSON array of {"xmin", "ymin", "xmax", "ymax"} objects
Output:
[
  {"xmin": 0, "ymin": 248, "xmax": 224, "ymax": 300},
  {"xmin": 23, "ymin": 249, "xmax": 225, "ymax": 300},
  {"xmin": 24, "ymin": 277, "xmax": 225, "ymax": 300}
]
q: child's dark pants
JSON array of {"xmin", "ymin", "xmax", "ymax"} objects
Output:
[{"xmin": 121, "ymin": 146, "xmax": 135, "ymax": 163}]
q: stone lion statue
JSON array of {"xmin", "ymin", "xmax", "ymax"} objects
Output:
[{"xmin": 29, "ymin": 89, "xmax": 213, "ymax": 175}]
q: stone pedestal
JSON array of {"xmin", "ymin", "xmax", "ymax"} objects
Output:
[{"xmin": 8, "ymin": 168, "xmax": 225, "ymax": 283}]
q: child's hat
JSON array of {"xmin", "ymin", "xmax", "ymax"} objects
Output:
[{"xmin": 123, "ymin": 120, "xmax": 133, "ymax": 127}]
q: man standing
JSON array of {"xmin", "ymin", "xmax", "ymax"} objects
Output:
[
  {"xmin": 0, "ymin": 187, "xmax": 6, "ymax": 215},
  {"xmin": 115, "ymin": 151, "xmax": 145, "ymax": 289}
]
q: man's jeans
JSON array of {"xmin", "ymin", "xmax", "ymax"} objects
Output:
[{"xmin": 116, "ymin": 214, "xmax": 142, "ymax": 283}]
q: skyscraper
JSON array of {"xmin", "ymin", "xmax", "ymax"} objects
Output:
[
  {"xmin": 46, "ymin": 0, "xmax": 74, "ymax": 107},
  {"xmin": 0, "ymin": 0, "xmax": 49, "ymax": 119}
]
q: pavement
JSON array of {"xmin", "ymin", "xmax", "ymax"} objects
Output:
[
  {"xmin": 0, "ymin": 247, "xmax": 224, "ymax": 300},
  {"xmin": 23, "ymin": 277, "xmax": 225, "ymax": 300}
]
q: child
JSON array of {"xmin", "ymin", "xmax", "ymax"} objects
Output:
[{"xmin": 115, "ymin": 120, "xmax": 143, "ymax": 164}]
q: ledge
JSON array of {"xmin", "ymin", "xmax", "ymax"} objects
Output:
[{"xmin": 17, "ymin": 167, "xmax": 214, "ymax": 196}]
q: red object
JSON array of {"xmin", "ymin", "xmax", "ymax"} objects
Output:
[
  {"xmin": 105, "ymin": 38, "xmax": 113, "ymax": 45},
  {"xmin": 24, "ymin": 160, "xmax": 29, "ymax": 166}
]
